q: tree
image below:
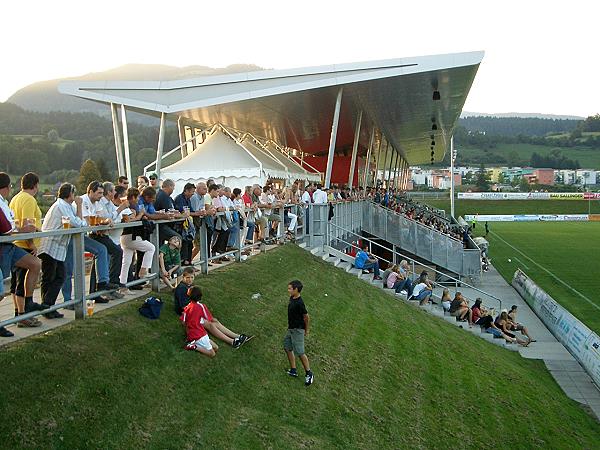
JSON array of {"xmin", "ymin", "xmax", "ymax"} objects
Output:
[
  {"xmin": 519, "ymin": 176, "xmax": 530, "ymax": 192},
  {"xmin": 475, "ymin": 164, "xmax": 490, "ymax": 191},
  {"xmin": 47, "ymin": 129, "xmax": 59, "ymax": 143},
  {"xmin": 497, "ymin": 172, "xmax": 506, "ymax": 185},
  {"xmin": 77, "ymin": 159, "xmax": 102, "ymax": 193},
  {"xmin": 95, "ymin": 158, "xmax": 112, "ymax": 182}
]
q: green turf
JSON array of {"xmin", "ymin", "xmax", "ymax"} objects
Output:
[
  {"xmin": 459, "ymin": 143, "xmax": 600, "ymax": 169},
  {"xmin": 425, "ymin": 199, "xmax": 600, "ymax": 218},
  {"xmin": 0, "ymin": 245, "xmax": 598, "ymax": 448},
  {"xmin": 471, "ymin": 222, "xmax": 600, "ymax": 335}
]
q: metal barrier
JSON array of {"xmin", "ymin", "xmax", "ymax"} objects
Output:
[
  {"xmin": 0, "ymin": 203, "xmax": 301, "ymax": 330},
  {"xmin": 360, "ymin": 201, "xmax": 481, "ymax": 278}
]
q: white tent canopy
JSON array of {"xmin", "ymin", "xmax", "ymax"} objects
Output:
[{"xmin": 161, "ymin": 127, "xmax": 320, "ymax": 192}]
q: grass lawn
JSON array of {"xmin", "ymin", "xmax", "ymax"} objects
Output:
[
  {"xmin": 12, "ymin": 134, "xmax": 74, "ymax": 149},
  {"xmin": 0, "ymin": 245, "xmax": 599, "ymax": 448},
  {"xmin": 472, "ymin": 222, "xmax": 600, "ymax": 335},
  {"xmin": 459, "ymin": 143, "xmax": 600, "ymax": 169},
  {"xmin": 425, "ymin": 199, "xmax": 600, "ymax": 218}
]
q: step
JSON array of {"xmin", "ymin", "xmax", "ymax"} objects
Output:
[
  {"xmin": 337, "ymin": 262, "xmax": 351, "ymax": 271},
  {"xmin": 309, "ymin": 247, "xmax": 322, "ymax": 255},
  {"xmin": 324, "ymin": 256, "xmax": 339, "ymax": 265},
  {"xmin": 298, "ymin": 242, "xmax": 308, "ymax": 249},
  {"xmin": 348, "ymin": 268, "xmax": 362, "ymax": 276}
]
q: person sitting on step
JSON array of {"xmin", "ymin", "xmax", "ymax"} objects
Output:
[{"xmin": 354, "ymin": 244, "xmax": 382, "ymax": 280}]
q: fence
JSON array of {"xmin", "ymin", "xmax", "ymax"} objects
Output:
[{"xmin": 360, "ymin": 202, "xmax": 481, "ymax": 277}]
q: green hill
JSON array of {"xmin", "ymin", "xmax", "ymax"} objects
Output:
[{"xmin": 0, "ymin": 245, "xmax": 598, "ymax": 448}]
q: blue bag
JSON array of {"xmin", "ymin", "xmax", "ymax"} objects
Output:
[{"xmin": 139, "ymin": 297, "xmax": 163, "ymax": 319}]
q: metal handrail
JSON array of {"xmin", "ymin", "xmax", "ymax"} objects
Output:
[
  {"xmin": 327, "ymin": 221, "xmax": 502, "ymax": 310},
  {"xmin": 369, "ymin": 201, "xmax": 463, "ymax": 244}
]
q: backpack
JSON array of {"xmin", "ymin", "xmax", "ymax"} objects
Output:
[{"xmin": 139, "ymin": 297, "xmax": 163, "ymax": 319}]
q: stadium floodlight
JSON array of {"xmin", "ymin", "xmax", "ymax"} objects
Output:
[{"xmin": 432, "ymin": 90, "xmax": 441, "ymax": 101}]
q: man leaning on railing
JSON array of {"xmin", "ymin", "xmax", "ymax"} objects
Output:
[
  {"xmin": 37, "ymin": 183, "xmax": 88, "ymax": 319},
  {"xmin": 0, "ymin": 173, "xmax": 42, "ymax": 336}
]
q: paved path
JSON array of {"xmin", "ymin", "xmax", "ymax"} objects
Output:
[{"xmin": 467, "ymin": 265, "xmax": 600, "ymax": 419}]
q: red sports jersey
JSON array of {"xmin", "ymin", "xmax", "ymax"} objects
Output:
[{"xmin": 181, "ymin": 302, "xmax": 213, "ymax": 341}]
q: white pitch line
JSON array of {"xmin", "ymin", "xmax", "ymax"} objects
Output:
[
  {"xmin": 512, "ymin": 256, "xmax": 530, "ymax": 269},
  {"xmin": 490, "ymin": 231, "xmax": 600, "ymax": 312}
]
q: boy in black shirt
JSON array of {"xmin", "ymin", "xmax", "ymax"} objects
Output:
[
  {"xmin": 174, "ymin": 267, "xmax": 195, "ymax": 315},
  {"xmin": 283, "ymin": 280, "xmax": 313, "ymax": 386}
]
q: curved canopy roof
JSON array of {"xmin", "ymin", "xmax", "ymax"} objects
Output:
[{"xmin": 59, "ymin": 51, "xmax": 483, "ymax": 165}]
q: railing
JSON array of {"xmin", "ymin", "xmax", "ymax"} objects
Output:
[
  {"xmin": 0, "ymin": 202, "xmax": 310, "ymax": 330},
  {"xmin": 360, "ymin": 202, "xmax": 481, "ymax": 278},
  {"xmin": 325, "ymin": 222, "xmax": 503, "ymax": 311}
]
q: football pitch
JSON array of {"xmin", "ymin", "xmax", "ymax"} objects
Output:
[{"xmin": 476, "ymin": 221, "xmax": 600, "ymax": 335}]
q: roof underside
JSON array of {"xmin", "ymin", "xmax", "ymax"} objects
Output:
[{"xmin": 59, "ymin": 51, "xmax": 483, "ymax": 165}]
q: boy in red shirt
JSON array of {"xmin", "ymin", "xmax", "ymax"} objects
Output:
[{"xmin": 181, "ymin": 286, "xmax": 218, "ymax": 357}]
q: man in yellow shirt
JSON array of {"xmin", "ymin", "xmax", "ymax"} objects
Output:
[{"xmin": 9, "ymin": 172, "xmax": 45, "ymax": 314}]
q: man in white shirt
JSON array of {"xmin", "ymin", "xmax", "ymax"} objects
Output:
[
  {"xmin": 37, "ymin": 183, "xmax": 88, "ymax": 317},
  {"xmin": 80, "ymin": 181, "xmax": 120, "ymax": 299},
  {"xmin": 258, "ymin": 185, "xmax": 281, "ymax": 239},
  {"xmin": 312, "ymin": 184, "xmax": 328, "ymax": 204},
  {"xmin": 99, "ymin": 183, "xmax": 131, "ymax": 246}
]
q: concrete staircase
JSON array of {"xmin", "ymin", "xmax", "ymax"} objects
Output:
[{"xmin": 302, "ymin": 243, "xmax": 521, "ymax": 352}]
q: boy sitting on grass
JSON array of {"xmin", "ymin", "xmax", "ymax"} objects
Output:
[
  {"xmin": 174, "ymin": 267, "xmax": 195, "ymax": 315},
  {"xmin": 175, "ymin": 271, "xmax": 252, "ymax": 348},
  {"xmin": 181, "ymin": 286, "xmax": 218, "ymax": 358},
  {"xmin": 159, "ymin": 235, "xmax": 183, "ymax": 290},
  {"xmin": 284, "ymin": 280, "xmax": 314, "ymax": 386}
]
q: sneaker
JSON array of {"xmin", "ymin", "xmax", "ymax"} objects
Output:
[
  {"xmin": 17, "ymin": 317, "xmax": 42, "ymax": 328},
  {"xmin": 111, "ymin": 291, "xmax": 125, "ymax": 299},
  {"xmin": 304, "ymin": 371, "xmax": 314, "ymax": 386},
  {"xmin": 232, "ymin": 337, "xmax": 242, "ymax": 349},
  {"xmin": 185, "ymin": 341, "xmax": 197, "ymax": 351},
  {"xmin": 373, "ymin": 276, "xmax": 382, "ymax": 280},
  {"xmin": 43, "ymin": 310, "xmax": 65, "ymax": 319},
  {"xmin": 120, "ymin": 288, "xmax": 135, "ymax": 296},
  {"xmin": 286, "ymin": 369, "xmax": 298, "ymax": 378},
  {"xmin": 95, "ymin": 296, "xmax": 110, "ymax": 304},
  {"xmin": 238, "ymin": 334, "xmax": 254, "ymax": 345},
  {"xmin": 362, "ymin": 270, "xmax": 370, "ymax": 274},
  {"xmin": 0, "ymin": 327, "xmax": 14, "ymax": 337}
]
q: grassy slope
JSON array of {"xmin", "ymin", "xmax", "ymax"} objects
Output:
[
  {"xmin": 476, "ymin": 222, "xmax": 600, "ymax": 335},
  {"xmin": 425, "ymin": 199, "xmax": 600, "ymax": 218},
  {"xmin": 0, "ymin": 246, "xmax": 598, "ymax": 449},
  {"xmin": 459, "ymin": 143, "xmax": 600, "ymax": 169}
]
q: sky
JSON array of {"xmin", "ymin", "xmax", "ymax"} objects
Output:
[{"xmin": 1, "ymin": 0, "xmax": 598, "ymax": 117}]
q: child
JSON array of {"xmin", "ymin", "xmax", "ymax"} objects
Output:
[
  {"xmin": 181, "ymin": 286, "xmax": 218, "ymax": 357},
  {"xmin": 174, "ymin": 267, "xmax": 195, "ymax": 315},
  {"xmin": 159, "ymin": 236, "xmax": 183, "ymax": 289},
  {"xmin": 283, "ymin": 280, "xmax": 314, "ymax": 386}
]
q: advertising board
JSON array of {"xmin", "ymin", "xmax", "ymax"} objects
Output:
[
  {"xmin": 512, "ymin": 270, "xmax": 600, "ymax": 387},
  {"xmin": 458, "ymin": 192, "xmax": 598, "ymax": 200}
]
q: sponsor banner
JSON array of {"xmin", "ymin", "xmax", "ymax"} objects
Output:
[
  {"xmin": 589, "ymin": 214, "xmax": 600, "ymax": 222},
  {"xmin": 465, "ymin": 214, "xmax": 589, "ymax": 222},
  {"xmin": 549, "ymin": 193, "xmax": 584, "ymax": 200},
  {"xmin": 458, "ymin": 192, "xmax": 599, "ymax": 200},
  {"xmin": 512, "ymin": 270, "xmax": 600, "ymax": 386}
]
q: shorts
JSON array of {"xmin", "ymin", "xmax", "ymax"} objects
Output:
[
  {"xmin": 0, "ymin": 244, "xmax": 28, "ymax": 282},
  {"xmin": 283, "ymin": 328, "xmax": 305, "ymax": 355},
  {"xmin": 191, "ymin": 335, "xmax": 213, "ymax": 351}
]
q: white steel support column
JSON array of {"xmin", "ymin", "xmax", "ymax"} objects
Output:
[
  {"xmin": 177, "ymin": 117, "xmax": 186, "ymax": 159},
  {"xmin": 348, "ymin": 110, "xmax": 362, "ymax": 188},
  {"xmin": 120, "ymin": 105, "xmax": 132, "ymax": 182},
  {"xmin": 110, "ymin": 103, "xmax": 125, "ymax": 177},
  {"xmin": 154, "ymin": 112, "xmax": 166, "ymax": 180},
  {"xmin": 325, "ymin": 87, "xmax": 343, "ymax": 188},
  {"xmin": 390, "ymin": 151, "xmax": 398, "ymax": 188},
  {"xmin": 362, "ymin": 127, "xmax": 375, "ymax": 188},
  {"xmin": 450, "ymin": 136, "xmax": 455, "ymax": 218},
  {"xmin": 382, "ymin": 142, "xmax": 390, "ymax": 187},
  {"xmin": 373, "ymin": 137, "xmax": 384, "ymax": 187}
]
